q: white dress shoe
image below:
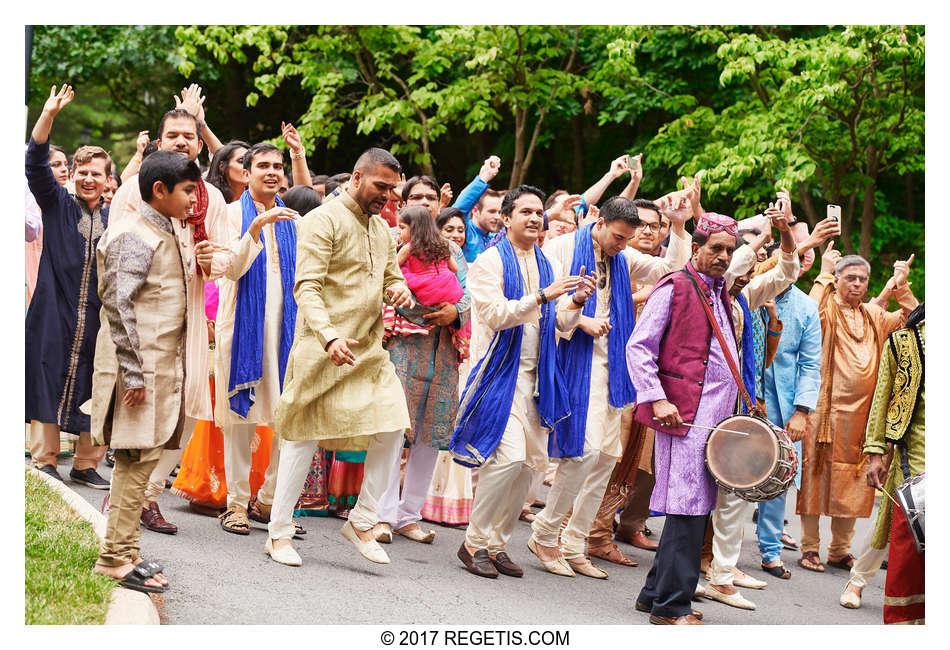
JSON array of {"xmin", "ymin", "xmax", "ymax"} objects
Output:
[
  {"xmin": 342, "ymin": 521, "xmax": 391, "ymax": 564},
  {"xmin": 566, "ymin": 556, "xmax": 609, "ymax": 579},
  {"xmin": 733, "ymin": 568, "xmax": 767, "ymax": 589},
  {"xmin": 265, "ymin": 538, "xmax": 302, "ymax": 567},
  {"xmin": 373, "ymin": 522, "xmax": 393, "ymax": 544},
  {"xmin": 840, "ymin": 585, "xmax": 862, "ymax": 609},
  {"xmin": 702, "ymin": 584, "xmax": 756, "ymax": 610},
  {"xmin": 395, "ymin": 524, "xmax": 436, "ymax": 543}
]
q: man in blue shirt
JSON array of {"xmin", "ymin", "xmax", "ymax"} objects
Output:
[{"xmin": 452, "ymin": 155, "xmax": 503, "ymax": 262}]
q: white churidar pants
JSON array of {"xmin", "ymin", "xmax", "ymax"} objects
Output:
[
  {"xmin": 709, "ymin": 486, "xmax": 755, "ymax": 586},
  {"xmin": 222, "ymin": 421, "xmax": 281, "ymax": 509},
  {"xmin": 144, "ymin": 416, "xmax": 197, "ymax": 501},
  {"xmin": 267, "ymin": 429, "xmax": 402, "ymax": 540},
  {"xmin": 378, "ymin": 439, "xmax": 440, "ymax": 530}
]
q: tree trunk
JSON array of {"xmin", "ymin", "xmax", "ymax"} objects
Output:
[
  {"xmin": 905, "ymin": 172, "xmax": 915, "ymax": 222},
  {"xmin": 571, "ymin": 114, "xmax": 584, "ymax": 191},
  {"xmin": 859, "ymin": 147, "xmax": 879, "ymax": 261},
  {"xmin": 510, "ymin": 106, "xmax": 527, "ymax": 189},
  {"xmin": 796, "ymin": 183, "xmax": 819, "ymax": 228}
]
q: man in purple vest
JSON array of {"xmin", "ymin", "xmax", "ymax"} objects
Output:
[{"xmin": 625, "ymin": 212, "xmax": 740, "ymax": 625}]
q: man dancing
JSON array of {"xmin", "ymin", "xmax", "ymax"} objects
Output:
[
  {"xmin": 265, "ymin": 148, "xmax": 414, "ymax": 566},
  {"xmin": 626, "ymin": 212, "xmax": 743, "ymax": 624},
  {"xmin": 530, "ymin": 195, "xmax": 691, "ymax": 578},
  {"xmin": 450, "ymin": 185, "xmax": 592, "ymax": 579}
]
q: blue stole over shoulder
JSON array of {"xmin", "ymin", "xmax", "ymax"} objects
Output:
[
  {"xmin": 736, "ymin": 292, "xmax": 757, "ymax": 413},
  {"xmin": 449, "ymin": 237, "xmax": 570, "ymax": 466},
  {"xmin": 551, "ymin": 224, "xmax": 638, "ymax": 458},
  {"xmin": 228, "ymin": 190, "xmax": 298, "ymax": 418}
]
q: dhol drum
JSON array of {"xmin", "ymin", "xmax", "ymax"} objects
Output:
[
  {"xmin": 895, "ymin": 472, "xmax": 925, "ymax": 553},
  {"xmin": 704, "ymin": 414, "xmax": 798, "ymax": 502}
]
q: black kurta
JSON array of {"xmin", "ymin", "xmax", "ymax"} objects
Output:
[{"xmin": 25, "ymin": 138, "xmax": 108, "ymax": 433}]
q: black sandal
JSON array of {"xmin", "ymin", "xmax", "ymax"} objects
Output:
[
  {"xmin": 116, "ymin": 562, "xmax": 166, "ymax": 594},
  {"xmin": 826, "ymin": 554, "xmax": 855, "ymax": 570},
  {"xmin": 761, "ymin": 562, "xmax": 791, "ymax": 579}
]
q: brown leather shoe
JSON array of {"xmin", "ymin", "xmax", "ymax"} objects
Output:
[
  {"xmin": 649, "ymin": 614, "xmax": 704, "ymax": 625},
  {"xmin": 490, "ymin": 552, "xmax": 523, "ymax": 577},
  {"xmin": 141, "ymin": 501, "xmax": 178, "ymax": 535},
  {"xmin": 617, "ymin": 529, "xmax": 658, "ymax": 551},
  {"xmin": 635, "ymin": 601, "xmax": 703, "ymax": 620},
  {"xmin": 457, "ymin": 542, "xmax": 499, "ymax": 579}
]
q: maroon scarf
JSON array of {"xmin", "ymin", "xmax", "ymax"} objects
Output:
[{"xmin": 187, "ymin": 179, "xmax": 210, "ymax": 244}]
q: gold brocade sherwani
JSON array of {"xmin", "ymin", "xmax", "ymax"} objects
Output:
[
  {"xmin": 796, "ymin": 273, "xmax": 917, "ymax": 519},
  {"xmin": 90, "ymin": 204, "xmax": 188, "ymax": 450},
  {"xmin": 274, "ymin": 191, "xmax": 411, "ymax": 448}
]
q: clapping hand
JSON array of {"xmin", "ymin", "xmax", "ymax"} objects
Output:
[
  {"xmin": 765, "ymin": 201, "xmax": 790, "ymax": 232},
  {"xmin": 175, "ymin": 83, "xmax": 206, "ymax": 121},
  {"xmin": 135, "ymin": 130, "xmax": 150, "ymax": 155},
  {"xmin": 43, "ymin": 84, "xmax": 74, "ymax": 116}
]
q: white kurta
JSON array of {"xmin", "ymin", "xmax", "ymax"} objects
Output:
[
  {"xmin": 467, "ymin": 244, "xmax": 579, "ymax": 472},
  {"xmin": 107, "ymin": 174, "xmax": 231, "ymax": 420},
  {"xmin": 541, "ymin": 227, "xmax": 691, "ymax": 457},
  {"xmin": 214, "ymin": 200, "xmax": 287, "ymax": 427}
]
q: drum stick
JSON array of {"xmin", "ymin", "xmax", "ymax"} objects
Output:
[{"xmin": 653, "ymin": 418, "xmax": 749, "ymax": 436}]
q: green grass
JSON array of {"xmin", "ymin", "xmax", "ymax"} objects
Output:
[{"xmin": 25, "ymin": 469, "xmax": 114, "ymax": 625}]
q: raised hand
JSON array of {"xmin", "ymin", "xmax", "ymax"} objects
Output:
[
  {"xmin": 281, "ymin": 122, "xmax": 304, "ymax": 156},
  {"xmin": 543, "ymin": 275, "xmax": 583, "ymax": 302},
  {"xmin": 765, "ymin": 201, "xmax": 790, "ymax": 232},
  {"xmin": 892, "ymin": 253, "xmax": 914, "ymax": 287},
  {"xmin": 478, "ymin": 155, "xmax": 502, "ymax": 183},
  {"xmin": 440, "ymin": 183, "xmax": 453, "ymax": 208},
  {"xmin": 43, "ymin": 84, "xmax": 74, "ymax": 116},
  {"xmin": 820, "ymin": 240, "xmax": 841, "ymax": 274},
  {"xmin": 249, "ymin": 207, "xmax": 299, "ymax": 243},
  {"xmin": 609, "ymin": 154, "xmax": 631, "ymax": 179},
  {"xmin": 135, "ymin": 130, "xmax": 150, "ymax": 154},
  {"xmin": 572, "ymin": 265, "xmax": 597, "ymax": 304},
  {"xmin": 393, "ymin": 173, "xmax": 407, "ymax": 202},
  {"xmin": 175, "ymin": 84, "xmax": 206, "ymax": 120},
  {"xmin": 776, "ymin": 187, "xmax": 793, "ymax": 221}
]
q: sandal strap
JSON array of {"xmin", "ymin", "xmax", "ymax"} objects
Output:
[
  {"xmin": 219, "ymin": 507, "xmax": 250, "ymax": 528},
  {"xmin": 136, "ymin": 560, "xmax": 163, "ymax": 578}
]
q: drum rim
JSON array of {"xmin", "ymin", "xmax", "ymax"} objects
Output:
[{"xmin": 705, "ymin": 414, "xmax": 780, "ymax": 490}]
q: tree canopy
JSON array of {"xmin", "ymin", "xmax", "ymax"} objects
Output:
[{"xmin": 26, "ymin": 24, "xmax": 924, "ymax": 295}]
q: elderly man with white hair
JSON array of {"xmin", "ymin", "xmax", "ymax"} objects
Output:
[{"xmin": 795, "ymin": 243, "xmax": 917, "ymax": 573}]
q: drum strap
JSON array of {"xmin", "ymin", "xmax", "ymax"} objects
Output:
[
  {"xmin": 684, "ymin": 269, "xmax": 761, "ymax": 417},
  {"xmin": 897, "ymin": 439, "xmax": 912, "ymax": 483}
]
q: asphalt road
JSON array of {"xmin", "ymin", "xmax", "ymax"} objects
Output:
[{"xmin": 36, "ymin": 456, "xmax": 887, "ymax": 626}]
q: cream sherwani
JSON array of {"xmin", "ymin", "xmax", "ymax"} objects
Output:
[
  {"xmin": 213, "ymin": 198, "xmax": 289, "ymax": 508},
  {"xmin": 529, "ymin": 227, "xmax": 691, "ymax": 558},
  {"xmin": 463, "ymin": 243, "xmax": 580, "ymax": 553},
  {"xmin": 709, "ymin": 246, "xmax": 801, "ymax": 587}
]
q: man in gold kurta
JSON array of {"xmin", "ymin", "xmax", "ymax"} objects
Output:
[
  {"xmin": 265, "ymin": 148, "xmax": 414, "ymax": 567},
  {"xmin": 796, "ymin": 243, "xmax": 917, "ymax": 571}
]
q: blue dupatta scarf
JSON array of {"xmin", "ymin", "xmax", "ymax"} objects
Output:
[
  {"xmin": 449, "ymin": 236, "xmax": 570, "ymax": 466},
  {"xmin": 551, "ymin": 224, "xmax": 638, "ymax": 458},
  {"xmin": 227, "ymin": 190, "xmax": 298, "ymax": 418},
  {"xmin": 736, "ymin": 292, "xmax": 757, "ymax": 414}
]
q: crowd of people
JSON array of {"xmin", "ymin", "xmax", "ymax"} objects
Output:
[{"xmin": 25, "ymin": 82, "xmax": 924, "ymax": 625}]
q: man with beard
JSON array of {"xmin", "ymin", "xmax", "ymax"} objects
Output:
[{"xmin": 265, "ymin": 148, "xmax": 415, "ymax": 567}]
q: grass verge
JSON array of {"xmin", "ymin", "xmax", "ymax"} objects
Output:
[{"xmin": 25, "ymin": 469, "xmax": 114, "ymax": 624}]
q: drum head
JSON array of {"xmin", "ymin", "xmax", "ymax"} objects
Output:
[{"xmin": 706, "ymin": 415, "xmax": 779, "ymax": 490}]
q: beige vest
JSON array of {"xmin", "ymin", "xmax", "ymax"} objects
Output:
[{"xmin": 91, "ymin": 212, "xmax": 188, "ymax": 450}]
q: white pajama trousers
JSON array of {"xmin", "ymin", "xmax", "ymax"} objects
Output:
[
  {"xmin": 709, "ymin": 486, "xmax": 755, "ymax": 585},
  {"xmin": 144, "ymin": 416, "xmax": 197, "ymax": 501},
  {"xmin": 378, "ymin": 439, "xmax": 440, "ymax": 530},
  {"xmin": 530, "ymin": 448, "xmax": 617, "ymax": 559},
  {"xmin": 223, "ymin": 422, "xmax": 281, "ymax": 509},
  {"xmin": 267, "ymin": 430, "xmax": 403, "ymax": 540},
  {"xmin": 847, "ymin": 525, "xmax": 889, "ymax": 589},
  {"xmin": 465, "ymin": 457, "xmax": 535, "ymax": 554}
]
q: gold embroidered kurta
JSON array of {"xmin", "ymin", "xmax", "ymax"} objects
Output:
[
  {"xmin": 864, "ymin": 323, "xmax": 925, "ymax": 549},
  {"xmin": 274, "ymin": 191, "xmax": 411, "ymax": 447},
  {"xmin": 796, "ymin": 274, "xmax": 917, "ymax": 518}
]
